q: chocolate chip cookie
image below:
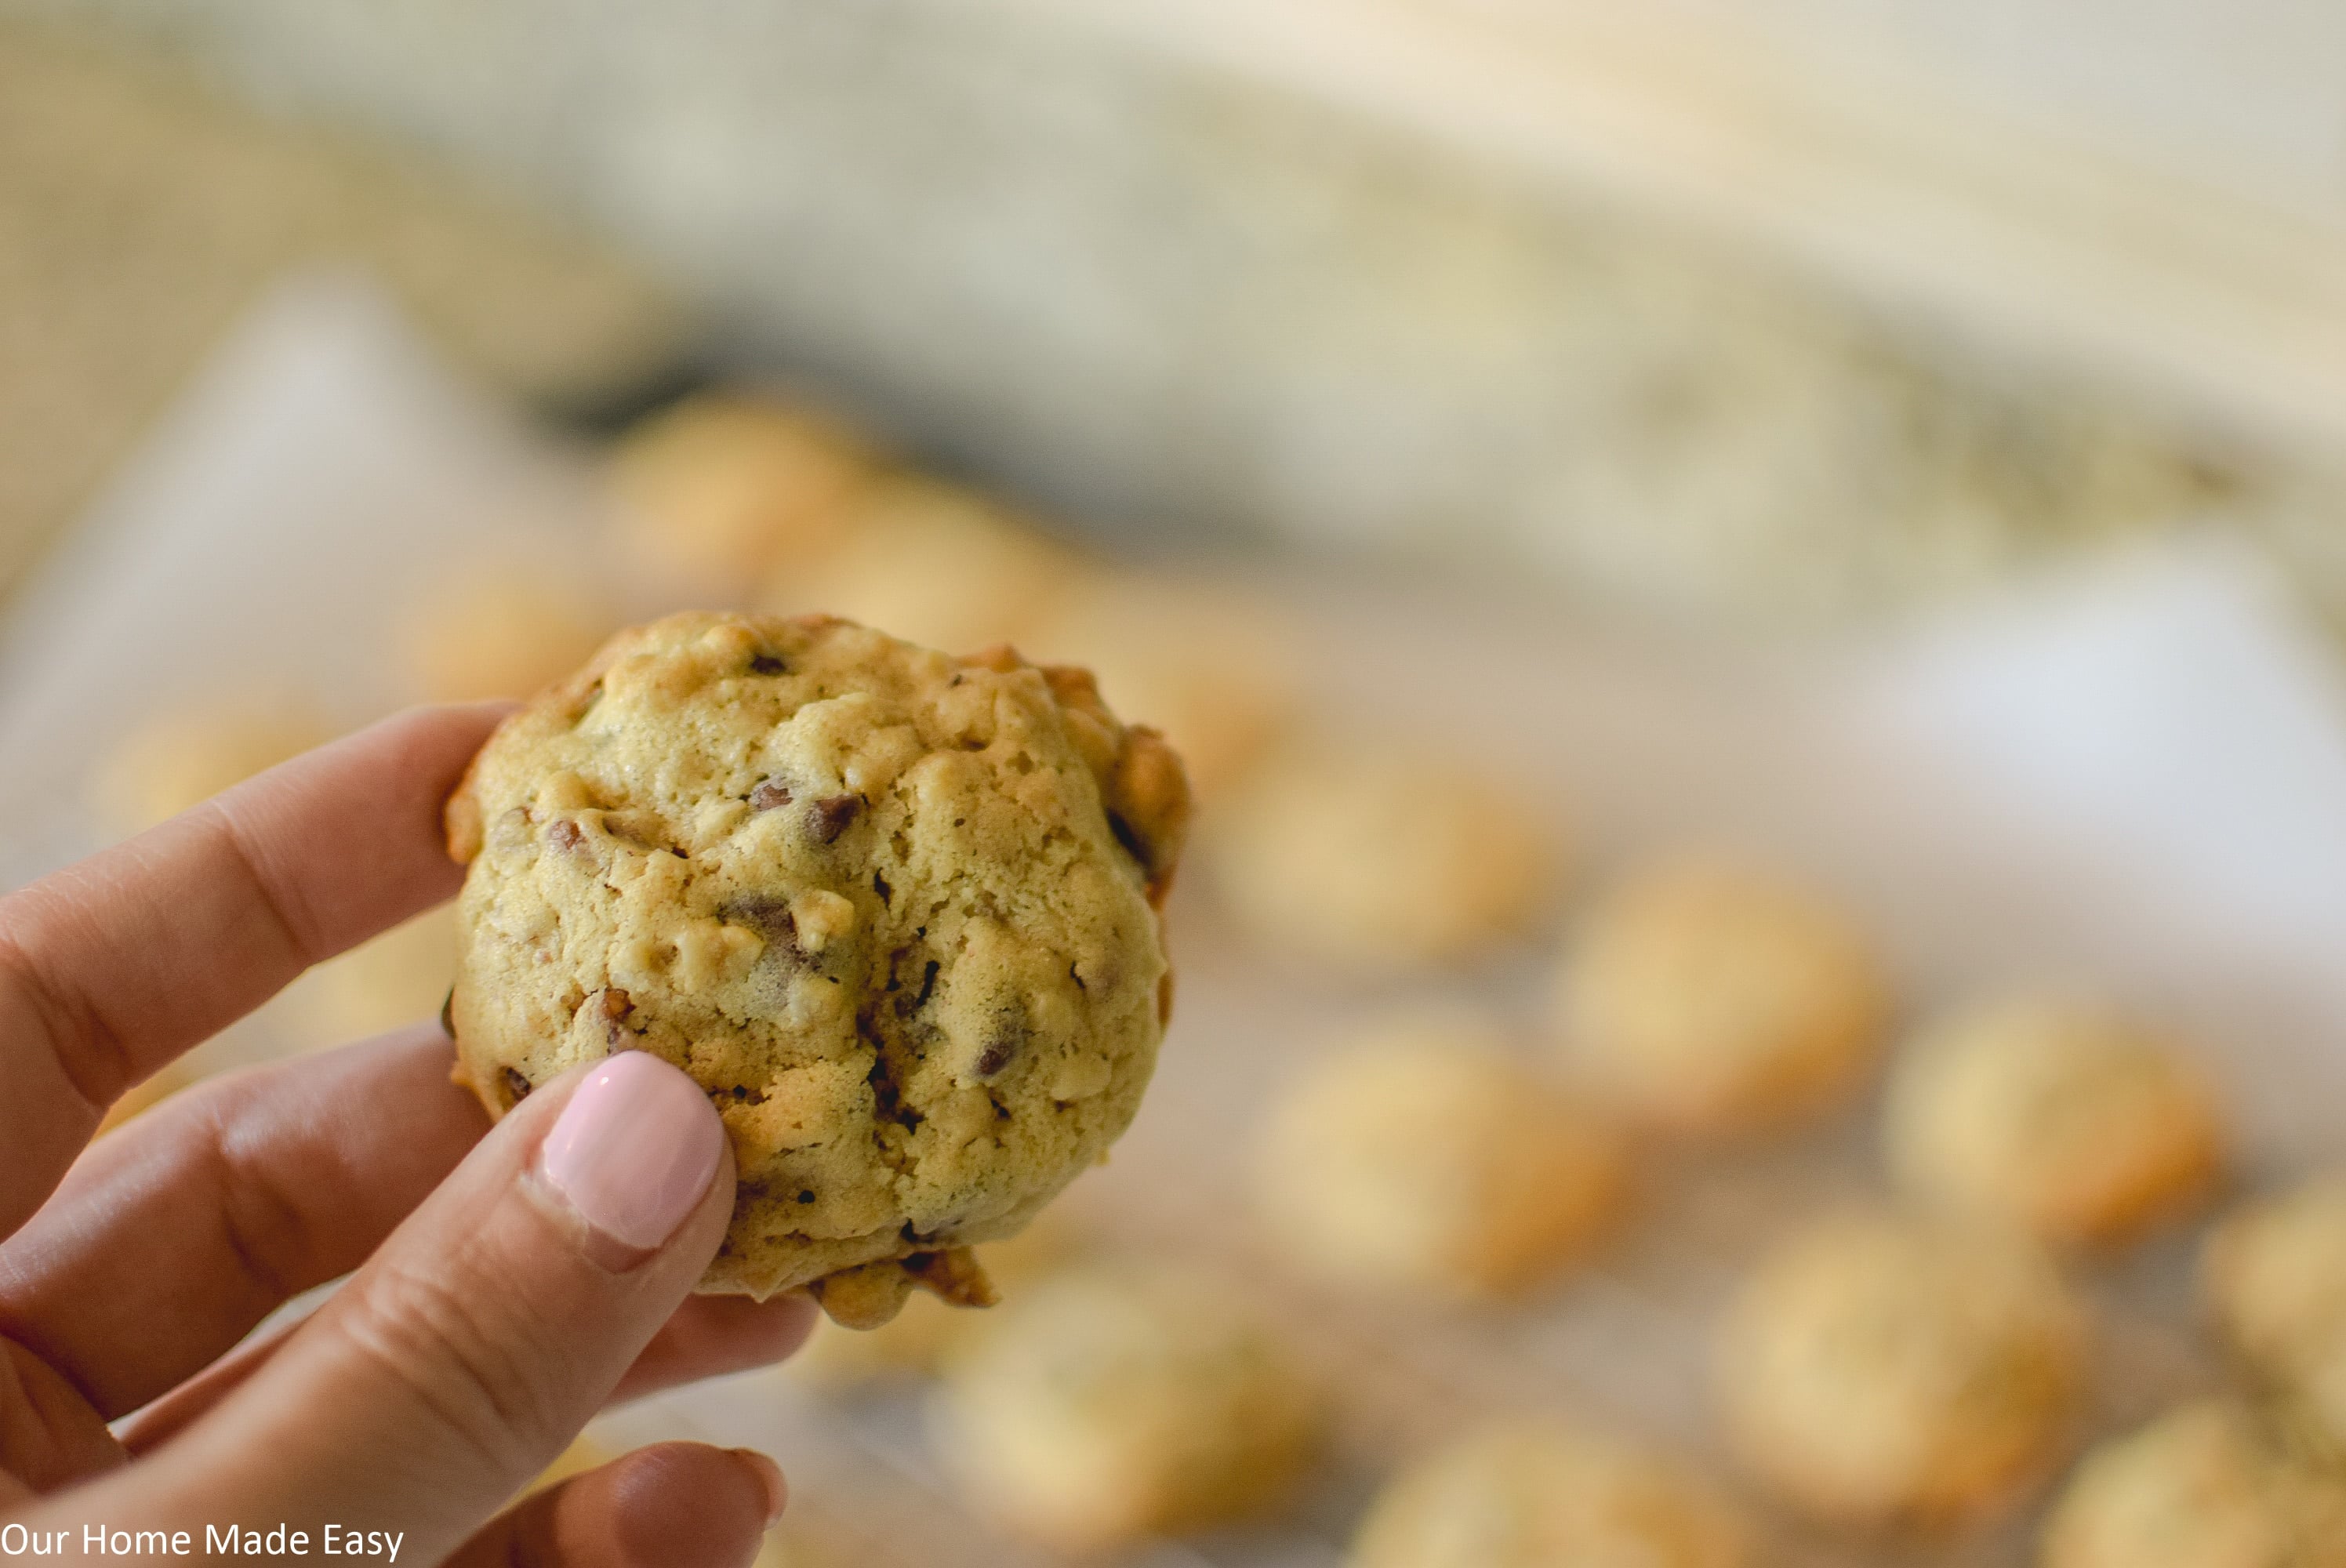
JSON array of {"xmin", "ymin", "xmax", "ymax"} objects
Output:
[
  {"xmin": 1716, "ymin": 1209, "xmax": 2087, "ymax": 1530},
  {"xmin": 2040, "ymin": 1400, "xmax": 2346, "ymax": 1568},
  {"xmin": 607, "ymin": 393, "xmax": 878, "ymax": 596},
  {"xmin": 1552, "ymin": 858, "xmax": 1890, "ymax": 1137},
  {"xmin": 932, "ymin": 1263, "xmax": 1322, "ymax": 1552},
  {"xmin": 443, "ymin": 612, "xmax": 1188, "ymax": 1323},
  {"xmin": 2203, "ymin": 1173, "xmax": 2346, "ymax": 1447},
  {"xmin": 1255, "ymin": 1014, "xmax": 1626, "ymax": 1299},
  {"xmin": 1884, "ymin": 996, "xmax": 2224, "ymax": 1249},
  {"xmin": 1351, "ymin": 1420, "xmax": 1752, "ymax": 1568},
  {"xmin": 1209, "ymin": 739, "xmax": 1564, "ymax": 971}
]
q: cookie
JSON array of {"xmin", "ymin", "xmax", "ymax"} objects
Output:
[
  {"xmin": 398, "ymin": 568, "xmax": 617, "ymax": 704},
  {"xmin": 1552, "ymin": 858, "xmax": 1889, "ymax": 1137},
  {"xmin": 1024, "ymin": 574, "xmax": 1297, "ymax": 798},
  {"xmin": 1255, "ymin": 1015, "xmax": 1626, "ymax": 1299},
  {"xmin": 1715, "ymin": 1209, "xmax": 2087, "ymax": 1530},
  {"xmin": 932, "ymin": 1263, "xmax": 1321, "ymax": 1552},
  {"xmin": 2040, "ymin": 1400, "xmax": 2346, "ymax": 1568},
  {"xmin": 764, "ymin": 478, "xmax": 1078, "ymax": 656},
  {"xmin": 1883, "ymin": 996, "xmax": 2224, "ymax": 1248},
  {"xmin": 1209, "ymin": 740, "xmax": 1563, "ymax": 971},
  {"xmin": 442, "ymin": 612, "xmax": 1189, "ymax": 1323},
  {"xmin": 92, "ymin": 702, "xmax": 327, "ymax": 838},
  {"xmin": 1350, "ymin": 1419, "xmax": 1752, "ymax": 1568},
  {"xmin": 608, "ymin": 392, "xmax": 878, "ymax": 596},
  {"xmin": 2204, "ymin": 1174, "xmax": 2346, "ymax": 1446}
]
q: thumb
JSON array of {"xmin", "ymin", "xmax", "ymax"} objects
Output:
[{"xmin": 68, "ymin": 1051, "xmax": 735, "ymax": 1563}]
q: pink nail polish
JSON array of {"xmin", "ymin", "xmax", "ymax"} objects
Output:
[{"xmin": 539, "ymin": 1052, "xmax": 723, "ymax": 1251}]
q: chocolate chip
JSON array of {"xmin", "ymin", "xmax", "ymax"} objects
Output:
[
  {"xmin": 975, "ymin": 1010, "xmax": 1026, "ymax": 1077},
  {"xmin": 547, "ymin": 818, "xmax": 586, "ymax": 855},
  {"xmin": 894, "ymin": 958, "xmax": 942, "ymax": 1019},
  {"xmin": 1106, "ymin": 810, "xmax": 1148, "ymax": 868},
  {"xmin": 871, "ymin": 870, "xmax": 892, "ymax": 904},
  {"xmin": 749, "ymin": 653, "xmax": 786, "ymax": 675},
  {"xmin": 722, "ymin": 895, "xmax": 801, "ymax": 956},
  {"xmin": 749, "ymin": 779, "xmax": 794, "ymax": 812},
  {"xmin": 503, "ymin": 1067, "xmax": 532, "ymax": 1104},
  {"xmin": 797, "ymin": 1189, "xmax": 817, "ymax": 1204},
  {"xmin": 596, "ymin": 987, "xmax": 635, "ymax": 1045},
  {"xmin": 806, "ymin": 794, "xmax": 862, "ymax": 844}
]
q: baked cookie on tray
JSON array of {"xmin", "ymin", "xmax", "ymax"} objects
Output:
[
  {"xmin": 1350, "ymin": 1418, "xmax": 1752, "ymax": 1568},
  {"xmin": 932, "ymin": 1263, "xmax": 1322, "ymax": 1552},
  {"xmin": 1715, "ymin": 1208, "xmax": 2087, "ymax": 1530},
  {"xmin": 441, "ymin": 611, "xmax": 1188, "ymax": 1326},
  {"xmin": 1552, "ymin": 857, "xmax": 1890, "ymax": 1138},
  {"xmin": 2203, "ymin": 1173, "xmax": 2346, "ymax": 1446},
  {"xmin": 2039, "ymin": 1399, "xmax": 2346, "ymax": 1568},
  {"xmin": 1209, "ymin": 739, "xmax": 1564, "ymax": 971},
  {"xmin": 1255, "ymin": 1014, "xmax": 1626, "ymax": 1300},
  {"xmin": 1884, "ymin": 995, "xmax": 2224, "ymax": 1249}
]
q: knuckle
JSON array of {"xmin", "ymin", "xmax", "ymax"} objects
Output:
[
  {"xmin": 333, "ymin": 1250, "xmax": 566, "ymax": 1473},
  {"xmin": 197, "ymin": 1099, "xmax": 311, "ymax": 1306}
]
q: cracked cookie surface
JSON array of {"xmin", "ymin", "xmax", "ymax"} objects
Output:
[{"xmin": 443, "ymin": 611, "xmax": 1186, "ymax": 1319}]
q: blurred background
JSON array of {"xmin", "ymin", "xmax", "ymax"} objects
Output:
[
  {"xmin": 8, "ymin": 5, "xmax": 2346, "ymax": 1567},
  {"xmin": 5, "ymin": 0, "xmax": 2346, "ymax": 626}
]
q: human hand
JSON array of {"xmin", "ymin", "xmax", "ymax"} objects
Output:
[{"xmin": 0, "ymin": 704, "xmax": 817, "ymax": 1566}]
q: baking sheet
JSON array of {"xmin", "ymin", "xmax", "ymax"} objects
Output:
[{"xmin": 9, "ymin": 278, "xmax": 2346, "ymax": 1565}]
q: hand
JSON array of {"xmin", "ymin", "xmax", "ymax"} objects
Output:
[{"xmin": 0, "ymin": 705, "xmax": 818, "ymax": 1567}]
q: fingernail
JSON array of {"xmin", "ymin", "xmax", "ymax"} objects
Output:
[
  {"xmin": 539, "ymin": 1052, "xmax": 723, "ymax": 1251},
  {"xmin": 732, "ymin": 1449, "xmax": 788, "ymax": 1526}
]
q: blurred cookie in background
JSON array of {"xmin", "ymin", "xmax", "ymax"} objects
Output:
[
  {"xmin": 791, "ymin": 1209, "xmax": 1085, "ymax": 1389},
  {"xmin": 279, "ymin": 904, "xmax": 457, "ymax": 1049},
  {"xmin": 89, "ymin": 699, "xmax": 330, "ymax": 839},
  {"xmin": 397, "ymin": 565, "xmax": 617, "ymax": 703},
  {"xmin": 932, "ymin": 1263, "xmax": 1322, "ymax": 1553},
  {"xmin": 1552, "ymin": 858, "xmax": 1889, "ymax": 1138},
  {"xmin": 1209, "ymin": 740, "xmax": 1564, "ymax": 972},
  {"xmin": 2039, "ymin": 1399, "xmax": 2346, "ymax": 1568},
  {"xmin": 1255, "ymin": 1014, "xmax": 1625, "ymax": 1301},
  {"xmin": 764, "ymin": 477, "xmax": 1079, "ymax": 656},
  {"xmin": 1024, "ymin": 573, "xmax": 1298, "ymax": 799},
  {"xmin": 1350, "ymin": 1418, "xmax": 1752, "ymax": 1568},
  {"xmin": 1884, "ymin": 996, "xmax": 2224, "ymax": 1250},
  {"xmin": 1715, "ymin": 1209, "xmax": 2087, "ymax": 1531},
  {"xmin": 2203, "ymin": 1173, "xmax": 2346, "ymax": 1448},
  {"xmin": 608, "ymin": 391, "xmax": 881, "ymax": 598}
]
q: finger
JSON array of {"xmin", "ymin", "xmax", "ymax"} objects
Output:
[
  {"xmin": 609, "ymin": 1293, "xmax": 820, "ymax": 1404},
  {"xmin": 121, "ymin": 1293, "xmax": 818, "ymax": 1457},
  {"xmin": 446, "ymin": 1443, "xmax": 784, "ymax": 1568},
  {"xmin": 0, "ymin": 701, "xmax": 510, "ymax": 1237},
  {"xmin": 114, "ymin": 1305, "xmax": 302, "ymax": 1457},
  {"xmin": 0, "ymin": 1023, "xmax": 488, "ymax": 1417},
  {"xmin": 1, "ymin": 1334, "xmax": 124, "ymax": 1493},
  {"xmin": 69, "ymin": 1051, "xmax": 734, "ymax": 1565}
]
